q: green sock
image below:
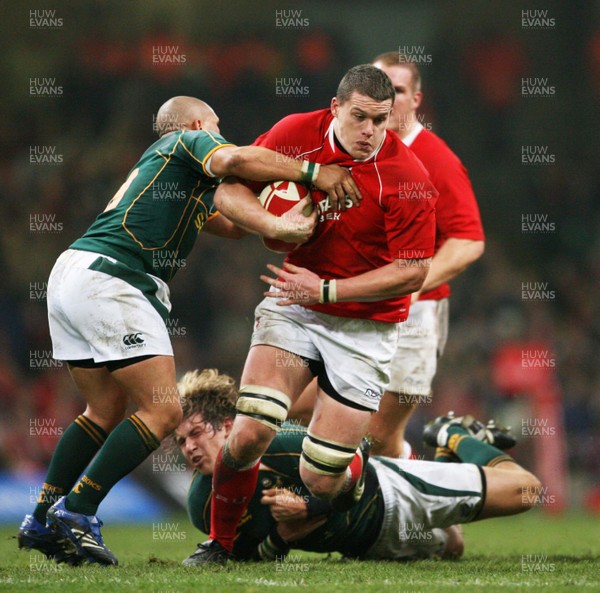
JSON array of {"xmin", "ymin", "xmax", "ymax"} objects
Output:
[
  {"xmin": 447, "ymin": 426, "xmax": 513, "ymax": 467},
  {"xmin": 434, "ymin": 446, "xmax": 459, "ymax": 463},
  {"xmin": 33, "ymin": 415, "xmax": 107, "ymax": 524},
  {"xmin": 65, "ymin": 414, "xmax": 160, "ymax": 516}
]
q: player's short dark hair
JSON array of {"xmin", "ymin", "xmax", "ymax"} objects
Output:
[
  {"xmin": 178, "ymin": 368, "xmax": 238, "ymax": 433},
  {"xmin": 373, "ymin": 51, "xmax": 422, "ymax": 93},
  {"xmin": 336, "ymin": 64, "xmax": 395, "ymax": 105}
]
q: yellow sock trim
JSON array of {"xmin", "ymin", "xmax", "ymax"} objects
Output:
[
  {"xmin": 128, "ymin": 414, "xmax": 160, "ymax": 451},
  {"xmin": 448, "ymin": 433, "xmax": 467, "ymax": 453},
  {"xmin": 74, "ymin": 415, "xmax": 105, "ymax": 447},
  {"xmin": 487, "ymin": 455, "xmax": 514, "ymax": 467},
  {"xmin": 435, "ymin": 447, "xmax": 454, "ymax": 458}
]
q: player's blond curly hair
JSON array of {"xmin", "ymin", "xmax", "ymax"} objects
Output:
[
  {"xmin": 177, "ymin": 369, "xmax": 238, "ymax": 433},
  {"xmin": 166, "ymin": 369, "xmax": 238, "ymax": 452}
]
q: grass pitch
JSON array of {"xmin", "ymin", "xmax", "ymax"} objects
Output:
[{"xmin": 1, "ymin": 511, "xmax": 598, "ymax": 593}]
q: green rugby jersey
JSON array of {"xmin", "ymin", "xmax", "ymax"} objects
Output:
[
  {"xmin": 187, "ymin": 423, "xmax": 384, "ymax": 559},
  {"xmin": 71, "ymin": 130, "xmax": 234, "ymax": 282}
]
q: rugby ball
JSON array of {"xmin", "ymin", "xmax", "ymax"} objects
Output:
[{"xmin": 258, "ymin": 180, "xmax": 313, "ymax": 253}]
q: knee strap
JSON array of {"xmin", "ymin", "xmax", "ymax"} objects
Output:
[
  {"xmin": 236, "ymin": 385, "xmax": 291, "ymax": 432},
  {"xmin": 301, "ymin": 431, "xmax": 357, "ymax": 476}
]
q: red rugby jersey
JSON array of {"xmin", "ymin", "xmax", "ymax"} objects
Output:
[
  {"xmin": 253, "ymin": 109, "xmax": 437, "ymax": 323},
  {"xmin": 404, "ymin": 124, "xmax": 484, "ymax": 301}
]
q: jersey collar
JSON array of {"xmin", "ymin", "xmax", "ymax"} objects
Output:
[{"xmin": 401, "ymin": 121, "xmax": 424, "ymax": 147}]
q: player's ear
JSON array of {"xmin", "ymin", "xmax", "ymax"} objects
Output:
[
  {"xmin": 412, "ymin": 91, "xmax": 423, "ymax": 110},
  {"xmin": 190, "ymin": 119, "xmax": 202, "ymax": 131},
  {"xmin": 223, "ymin": 417, "xmax": 234, "ymax": 436},
  {"xmin": 330, "ymin": 97, "xmax": 339, "ymax": 117}
]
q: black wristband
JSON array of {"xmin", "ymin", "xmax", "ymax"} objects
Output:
[
  {"xmin": 306, "ymin": 496, "xmax": 333, "ymax": 517},
  {"xmin": 322, "ymin": 279, "xmax": 330, "ymax": 303}
]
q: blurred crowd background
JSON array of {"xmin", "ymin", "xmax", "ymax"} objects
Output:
[{"xmin": 0, "ymin": 0, "xmax": 598, "ymax": 510}]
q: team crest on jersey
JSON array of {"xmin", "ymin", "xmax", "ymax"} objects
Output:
[{"xmin": 194, "ymin": 211, "xmax": 208, "ymax": 231}]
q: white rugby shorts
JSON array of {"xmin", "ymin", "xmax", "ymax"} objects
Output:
[
  {"xmin": 251, "ymin": 294, "xmax": 399, "ymax": 411},
  {"xmin": 365, "ymin": 457, "xmax": 484, "ymax": 560},
  {"xmin": 388, "ymin": 298, "xmax": 449, "ymax": 396},
  {"xmin": 47, "ymin": 249, "xmax": 173, "ymax": 363}
]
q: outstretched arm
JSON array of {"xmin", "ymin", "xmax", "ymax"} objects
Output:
[
  {"xmin": 210, "ymin": 145, "xmax": 362, "ymax": 210},
  {"xmin": 202, "ymin": 213, "xmax": 249, "ymax": 239}
]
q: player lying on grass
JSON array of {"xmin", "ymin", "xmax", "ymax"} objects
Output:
[{"xmin": 175, "ymin": 369, "xmax": 541, "ymax": 564}]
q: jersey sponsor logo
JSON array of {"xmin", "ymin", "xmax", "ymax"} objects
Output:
[
  {"xmin": 122, "ymin": 333, "xmax": 145, "ymax": 348},
  {"xmin": 316, "ymin": 194, "xmax": 353, "ymax": 222}
]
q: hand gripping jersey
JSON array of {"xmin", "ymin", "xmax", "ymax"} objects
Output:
[
  {"xmin": 253, "ymin": 109, "xmax": 437, "ymax": 323},
  {"xmin": 71, "ymin": 130, "xmax": 233, "ymax": 282},
  {"xmin": 403, "ymin": 124, "xmax": 484, "ymax": 301}
]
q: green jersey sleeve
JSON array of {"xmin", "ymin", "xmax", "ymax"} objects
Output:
[{"xmin": 177, "ymin": 130, "xmax": 235, "ymax": 178}]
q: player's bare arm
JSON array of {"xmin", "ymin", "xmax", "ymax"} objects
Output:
[
  {"xmin": 410, "ymin": 237, "xmax": 485, "ymax": 302},
  {"xmin": 275, "ymin": 516, "xmax": 328, "ymax": 544},
  {"xmin": 214, "ymin": 177, "xmax": 316, "ymax": 244},
  {"xmin": 260, "ymin": 259, "xmax": 430, "ymax": 306},
  {"xmin": 209, "ymin": 145, "xmax": 362, "ymax": 210},
  {"xmin": 202, "ymin": 213, "xmax": 249, "ymax": 239}
]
